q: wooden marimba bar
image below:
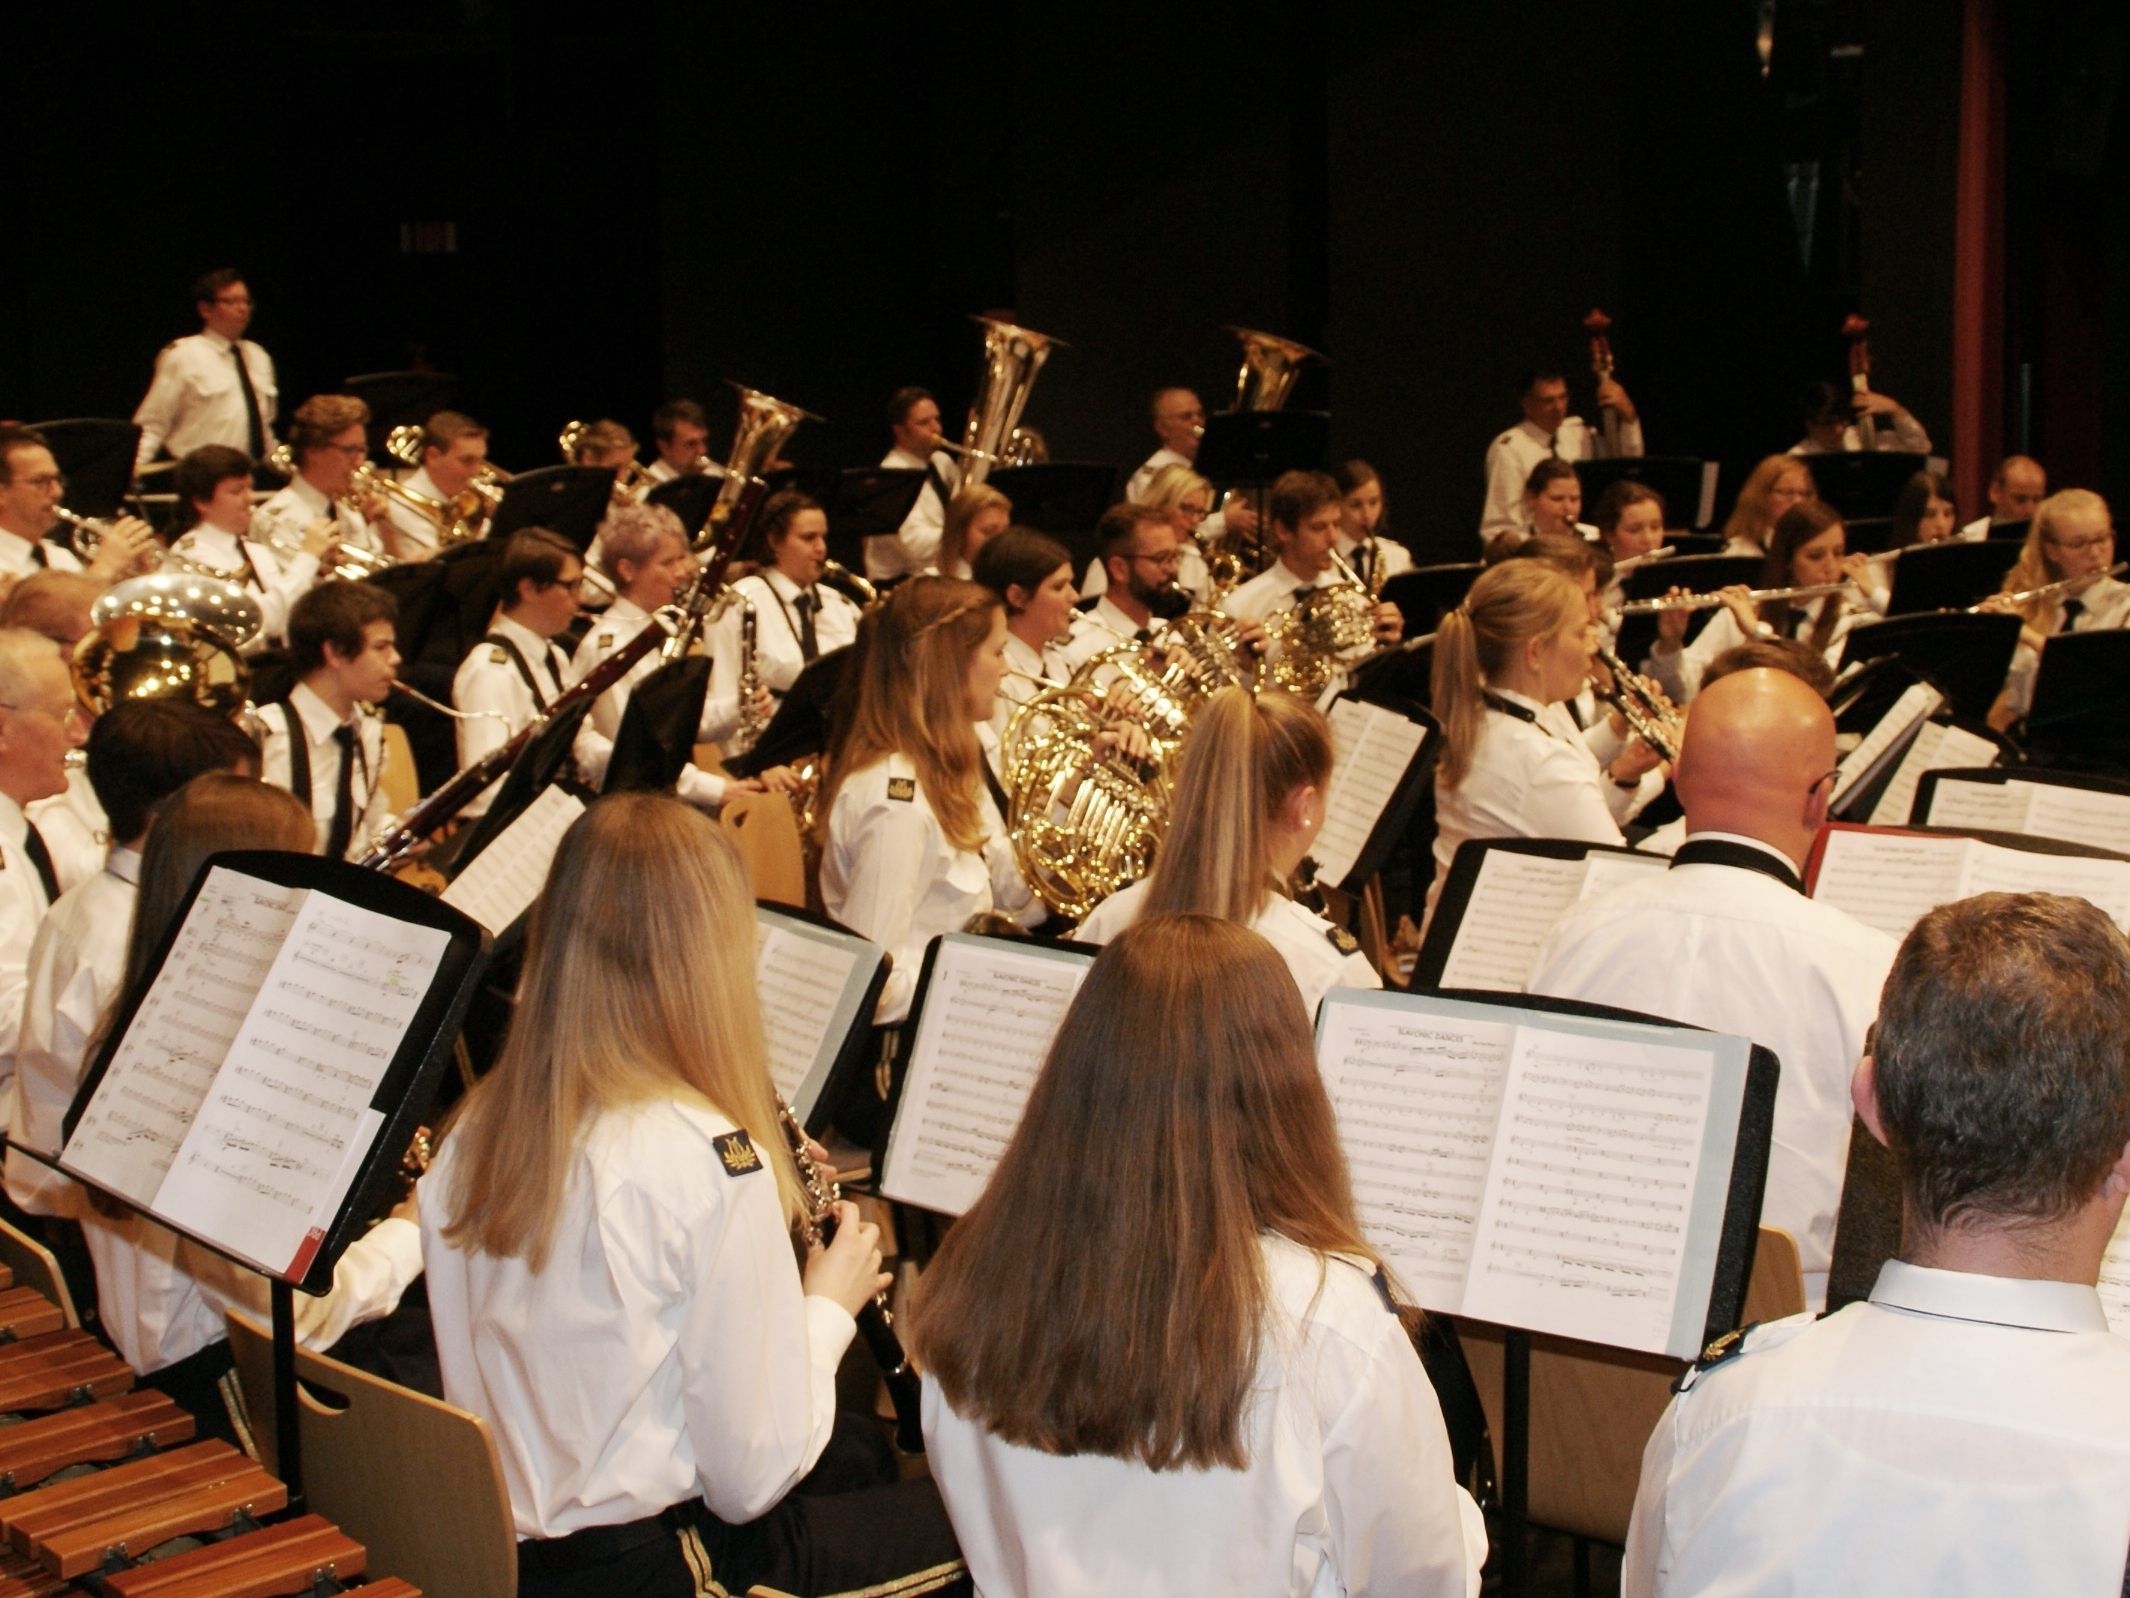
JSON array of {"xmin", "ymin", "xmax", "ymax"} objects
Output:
[{"xmin": 0, "ymin": 1264, "xmax": 422, "ymax": 1596}]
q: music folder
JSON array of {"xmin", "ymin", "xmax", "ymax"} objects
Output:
[
  {"xmin": 1805, "ymin": 821, "xmax": 2130, "ymax": 942},
  {"xmin": 1911, "ymin": 766, "xmax": 2130, "ymax": 857},
  {"xmin": 1415, "ymin": 838, "xmax": 1669, "ymax": 993},
  {"xmin": 754, "ymin": 905, "xmax": 887, "ymax": 1135},
  {"xmin": 1311, "ymin": 695, "xmax": 1434, "ymax": 893},
  {"xmin": 60, "ymin": 852, "xmax": 487, "ymax": 1295}
]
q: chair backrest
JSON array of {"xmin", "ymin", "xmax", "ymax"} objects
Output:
[
  {"xmin": 721, "ymin": 789, "xmax": 807, "ymax": 907},
  {"xmin": 0, "ymin": 1215, "xmax": 79, "ymax": 1328},
  {"xmin": 1457, "ymin": 1223, "xmax": 1807, "ymax": 1546},
  {"xmin": 378, "ymin": 724, "xmax": 421, "ymax": 815},
  {"xmin": 225, "ymin": 1308, "xmax": 516, "ymax": 1598}
]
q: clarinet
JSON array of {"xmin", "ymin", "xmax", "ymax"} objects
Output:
[{"xmin": 776, "ymin": 1099, "xmax": 925, "ymax": 1453}]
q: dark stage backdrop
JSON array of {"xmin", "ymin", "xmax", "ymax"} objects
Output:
[{"xmin": 4, "ymin": 4, "xmax": 2122, "ymax": 566}]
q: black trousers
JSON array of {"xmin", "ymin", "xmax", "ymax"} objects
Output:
[{"xmin": 516, "ymin": 1412, "xmax": 969, "ymax": 1598}]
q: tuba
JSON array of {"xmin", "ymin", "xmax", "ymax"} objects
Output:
[
  {"xmin": 1227, "ymin": 325, "xmax": 1325, "ymax": 413},
  {"xmin": 702, "ymin": 385, "xmax": 821, "ymax": 552},
  {"xmin": 72, "ymin": 573, "xmax": 264, "ymax": 719},
  {"xmin": 958, "ymin": 318, "xmax": 1065, "ymax": 487}
]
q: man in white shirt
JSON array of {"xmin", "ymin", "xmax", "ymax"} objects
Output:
[
  {"xmin": 168, "ymin": 444, "xmax": 323, "ymax": 648},
  {"xmin": 1625, "ymin": 890, "xmax": 2130, "ymax": 1597},
  {"xmin": 1061, "ymin": 503, "xmax": 1185, "ymax": 672},
  {"xmin": 251, "ymin": 394, "xmax": 400, "ymax": 565},
  {"xmin": 255, "ymin": 581, "xmax": 400, "ymax": 861},
  {"xmin": 1219, "ymin": 469, "xmax": 1402, "ymax": 645},
  {"xmin": 131, "ymin": 268, "xmax": 277, "ymax": 470},
  {"xmin": 1528, "ymin": 668, "xmax": 1896, "ymax": 1307},
  {"xmin": 1124, "ymin": 387, "xmax": 1207, "ymax": 502},
  {"xmin": 1480, "ymin": 367, "xmax": 1645, "ymax": 544},
  {"xmin": 1958, "ymin": 453, "xmax": 2047, "ymax": 540},
  {"xmin": 6, "ymin": 700, "xmax": 256, "ymax": 1217},
  {"xmin": 385, "ymin": 410, "xmax": 492, "ymax": 553},
  {"xmin": 870, "ymin": 385, "xmax": 960, "ymax": 581},
  {"xmin": 452, "ymin": 529, "xmax": 594, "ymax": 815},
  {"xmin": 0, "ymin": 630, "xmax": 88, "ymax": 1099},
  {"xmin": 645, "ymin": 398, "xmax": 714, "ymax": 486},
  {"xmin": 1790, "ymin": 379, "xmax": 1933, "ymax": 456},
  {"xmin": 0, "ymin": 426, "xmax": 155, "ymax": 584}
]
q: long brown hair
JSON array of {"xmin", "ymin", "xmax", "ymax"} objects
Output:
[
  {"xmin": 1139, "ymin": 688, "xmax": 1330, "ymax": 924},
  {"xmin": 907, "ymin": 914, "xmax": 1385, "ymax": 1470},
  {"xmin": 1758, "ymin": 500, "xmax": 1846, "ymax": 653},
  {"xmin": 1431, "ymin": 561, "xmax": 1584, "ymax": 791},
  {"xmin": 440, "ymin": 795, "xmax": 801, "ymax": 1269},
  {"xmin": 1721, "ymin": 454, "xmax": 1816, "ymax": 552},
  {"xmin": 816, "ymin": 576, "xmax": 999, "ymax": 854},
  {"xmin": 2001, "ymin": 488, "xmax": 2113, "ymax": 632}
]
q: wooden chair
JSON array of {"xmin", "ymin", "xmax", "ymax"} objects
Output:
[
  {"xmin": 379, "ymin": 724, "xmax": 421, "ymax": 815},
  {"xmin": 1457, "ymin": 1225, "xmax": 1807, "ymax": 1568},
  {"xmin": 720, "ymin": 790, "xmax": 807, "ymax": 907},
  {"xmin": 0, "ymin": 1217, "xmax": 79, "ymax": 1329},
  {"xmin": 225, "ymin": 1309, "xmax": 516, "ymax": 1598}
]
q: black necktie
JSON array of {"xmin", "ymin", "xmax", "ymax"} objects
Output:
[
  {"xmin": 21, "ymin": 824, "xmax": 58, "ymax": 904},
  {"xmin": 1292, "ymin": 585, "xmax": 1315, "ymax": 604},
  {"xmin": 2061, "ymin": 598, "xmax": 2086, "ymax": 633},
  {"xmin": 1134, "ymin": 627, "xmax": 1153, "ymax": 643},
  {"xmin": 231, "ymin": 344, "xmax": 266, "ymax": 460},
  {"xmin": 324, "ymin": 724, "xmax": 358, "ymax": 861},
  {"xmin": 26, "ymin": 542, "xmax": 45, "ymax": 570},
  {"xmin": 794, "ymin": 590, "xmax": 819, "ymax": 662},
  {"xmin": 1788, "ymin": 607, "xmax": 1811, "ymax": 639},
  {"xmin": 1355, "ymin": 542, "xmax": 1374, "ymax": 584}
]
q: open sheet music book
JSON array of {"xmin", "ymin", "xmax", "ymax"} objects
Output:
[
  {"xmin": 2094, "ymin": 1212, "xmax": 2130, "ymax": 1339},
  {"xmin": 439, "ymin": 785, "xmax": 588, "ymax": 934},
  {"xmin": 753, "ymin": 906, "xmax": 886, "ymax": 1132},
  {"xmin": 1864, "ymin": 721, "xmax": 1998, "ymax": 826},
  {"xmin": 1416, "ymin": 840, "xmax": 1668, "ymax": 992},
  {"xmin": 61, "ymin": 855, "xmax": 485, "ymax": 1290},
  {"xmin": 1807, "ymin": 823, "xmax": 2130, "ymax": 941},
  {"xmin": 879, "ymin": 933, "xmax": 1096, "ymax": 1218},
  {"xmin": 1830, "ymin": 683, "xmax": 1941, "ymax": 814},
  {"xmin": 1312, "ymin": 697, "xmax": 1430, "ymax": 890},
  {"xmin": 1916, "ymin": 772, "xmax": 2130, "ymax": 857},
  {"xmin": 1316, "ymin": 989, "xmax": 1766, "ymax": 1358}
]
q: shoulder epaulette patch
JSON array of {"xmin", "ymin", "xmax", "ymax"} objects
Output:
[
  {"xmin": 488, "ymin": 646, "xmax": 510, "ymax": 663},
  {"xmin": 887, "ymin": 776, "xmax": 916, "ymax": 802},
  {"xmin": 1326, "ymin": 924, "xmax": 1360, "ymax": 955},
  {"xmin": 1673, "ymin": 1322, "xmax": 1756, "ymax": 1394},
  {"xmin": 712, "ymin": 1129, "xmax": 761, "ymax": 1177}
]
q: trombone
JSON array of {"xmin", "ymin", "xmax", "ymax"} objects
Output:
[
  {"xmin": 383, "ymin": 424, "xmax": 510, "ymax": 541},
  {"xmin": 559, "ymin": 419, "xmax": 654, "ymax": 499}
]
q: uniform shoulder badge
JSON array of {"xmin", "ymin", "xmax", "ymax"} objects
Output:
[
  {"xmin": 1326, "ymin": 924, "xmax": 1360, "ymax": 955},
  {"xmin": 595, "ymin": 632, "xmax": 612, "ymax": 650},
  {"xmin": 1673, "ymin": 1322, "xmax": 1756, "ymax": 1394},
  {"xmin": 488, "ymin": 645, "xmax": 510, "ymax": 664},
  {"xmin": 711, "ymin": 1129, "xmax": 762, "ymax": 1177},
  {"xmin": 886, "ymin": 775, "xmax": 916, "ymax": 802}
]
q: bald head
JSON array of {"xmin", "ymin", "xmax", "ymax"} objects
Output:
[
  {"xmin": 1991, "ymin": 455, "xmax": 2047, "ymax": 522},
  {"xmin": 1675, "ymin": 669, "xmax": 1837, "ymax": 865}
]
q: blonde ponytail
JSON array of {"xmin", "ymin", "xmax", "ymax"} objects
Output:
[{"xmin": 1431, "ymin": 562, "xmax": 1585, "ymax": 791}]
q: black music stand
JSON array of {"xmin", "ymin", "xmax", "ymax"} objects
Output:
[
  {"xmin": 440, "ymin": 700, "xmax": 601, "ymax": 876},
  {"xmin": 1615, "ymin": 552, "xmax": 1764, "ymax": 661},
  {"xmin": 1837, "ymin": 612, "xmax": 2019, "ymax": 726},
  {"xmin": 32, "ymin": 418, "xmax": 141, "ymax": 519},
  {"xmin": 487, "ymin": 464, "xmax": 614, "ymax": 549},
  {"xmin": 1382, "ymin": 562, "xmax": 1481, "ymax": 637},
  {"xmin": 815, "ymin": 469, "xmax": 926, "ymax": 575},
  {"xmin": 1345, "ymin": 635, "xmax": 1434, "ymax": 710},
  {"xmin": 1884, "ymin": 538, "xmax": 2025, "ymax": 615},
  {"xmin": 1842, "ymin": 516, "xmax": 1895, "ymax": 557},
  {"xmin": 342, "ymin": 371, "xmax": 459, "ymax": 453},
  {"xmin": 2024, "ymin": 630, "xmax": 2130, "ymax": 774},
  {"xmin": 371, "ymin": 542, "xmax": 511, "ymax": 794},
  {"xmin": 646, "ymin": 473, "xmax": 721, "ymax": 541},
  {"xmin": 1575, "ymin": 455, "xmax": 1719, "ymax": 530},
  {"xmin": 602, "ymin": 656, "xmax": 710, "ymax": 795},
  {"xmin": 1665, "ymin": 533, "xmax": 1724, "ymax": 558},
  {"xmin": 987, "ymin": 463, "xmax": 1120, "ymax": 573},
  {"xmin": 1198, "ymin": 411, "xmax": 1331, "ymax": 567},
  {"xmin": 1807, "ymin": 451, "xmax": 1931, "ymax": 521},
  {"xmin": 724, "ymin": 645, "xmax": 855, "ymax": 777}
]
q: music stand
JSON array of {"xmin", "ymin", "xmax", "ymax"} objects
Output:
[
  {"xmin": 602, "ymin": 656, "xmax": 709, "ymax": 795},
  {"xmin": 1615, "ymin": 552, "xmax": 1764, "ymax": 661},
  {"xmin": 341, "ymin": 371, "xmax": 459, "ymax": 453},
  {"xmin": 487, "ymin": 464, "xmax": 614, "ymax": 549},
  {"xmin": 1345, "ymin": 636, "xmax": 1434, "ymax": 709},
  {"xmin": 1837, "ymin": 612, "xmax": 2020, "ymax": 725},
  {"xmin": 31, "ymin": 418, "xmax": 141, "ymax": 519},
  {"xmin": 1884, "ymin": 539, "xmax": 2024, "ymax": 615},
  {"xmin": 987, "ymin": 463, "xmax": 1120, "ymax": 574},
  {"xmin": 645, "ymin": 473, "xmax": 721, "ymax": 541},
  {"xmin": 1806, "ymin": 451, "xmax": 1930, "ymax": 522},
  {"xmin": 1841, "ymin": 516, "xmax": 1895, "ymax": 557},
  {"xmin": 1197, "ymin": 411, "xmax": 1331, "ymax": 569},
  {"xmin": 724, "ymin": 645, "xmax": 855, "ymax": 777},
  {"xmin": 1575, "ymin": 455, "xmax": 1719, "ymax": 530},
  {"xmin": 1665, "ymin": 533, "xmax": 1724, "ymax": 558},
  {"xmin": 440, "ymin": 698, "xmax": 600, "ymax": 875},
  {"xmin": 818, "ymin": 469, "xmax": 926, "ymax": 576},
  {"xmin": 1382, "ymin": 562, "xmax": 1480, "ymax": 637},
  {"xmin": 371, "ymin": 542, "xmax": 510, "ymax": 794},
  {"xmin": 2024, "ymin": 630, "xmax": 2130, "ymax": 774}
]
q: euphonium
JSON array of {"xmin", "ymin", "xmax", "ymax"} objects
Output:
[
  {"xmin": 958, "ymin": 318, "xmax": 1065, "ymax": 487},
  {"xmin": 1228, "ymin": 325, "xmax": 1325, "ymax": 412},
  {"xmin": 1262, "ymin": 550, "xmax": 1377, "ymax": 700},
  {"xmin": 72, "ymin": 573, "xmax": 264, "ymax": 719},
  {"xmin": 702, "ymin": 386, "xmax": 821, "ymax": 552}
]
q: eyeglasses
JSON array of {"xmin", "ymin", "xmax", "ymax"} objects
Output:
[
  {"xmin": 0, "ymin": 700, "xmax": 85, "ymax": 734},
  {"xmin": 1176, "ymin": 504, "xmax": 1210, "ymax": 522},
  {"xmin": 2045, "ymin": 533, "xmax": 2114, "ymax": 553},
  {"xmin": 1129, "ymin": 551, "xmax": 1182, "ymax": 572},
  {"xmin": 213, "ymin": 295, "xmax": 254, "ymax": 308}
]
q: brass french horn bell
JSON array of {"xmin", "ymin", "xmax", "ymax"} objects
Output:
[{"xmin": 72, "ymin": 573, "xmax": 264, "ymax": 719}]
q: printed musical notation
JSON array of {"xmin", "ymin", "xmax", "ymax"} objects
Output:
[
  {"xmin": 1924, "ymin": 774, "xmax": 2130, "ymax": 859},
  {"xmin": 1313, "ymin": 700, "xmax": 1427, "ymax": 889},
  {"xmin": 1868, "ymin": 722, "xmax": 1998, "ymax": 827},
  {"xmin": 881, "ymin": 936, "xmax": 1095, "ymax": 1218},
  {"xmin": 1435, "ymin": 847, "xmax": 1667, "ymax": 991},
  {"xmin": 753, "ymin": 912, "xmax": 882, "ymax": 1122},
  {"xmin": 1811, "ymin": 825, "xmax": 2130, "ymax": 940},
  {"xmin": 440, "ymin": 785, "xmax": 588, "ymax": 935}
]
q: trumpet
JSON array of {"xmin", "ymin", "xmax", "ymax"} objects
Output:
[
  {"xmin": 1594, "ymin": 643, "xmax": 1680, "ymax": 763},
  {"xmin": 1977, "ymin": 561, "xmax": 2130, "ymax": 611},
  {"xmin": 1617, "ymin": 580, "xmax": 1852, "ymax": 616},
  {"xmin": 51, "ymin": 506, "xmax": 157, "ymax": 572},
  {"xmin": 260, "ymin": 444, "xmax": 409, "ymax": 578}
]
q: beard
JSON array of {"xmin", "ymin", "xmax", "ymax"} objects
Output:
[{"xmin": 1138, "ymin": 579, "xmax": 1192, "ymax": 620}]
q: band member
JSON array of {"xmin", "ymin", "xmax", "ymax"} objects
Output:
[
  {"xmin": 1333, "ymin": 458, "xmax": 1413, "ymax": 587},
  {"xmin": 910, "ymin": 914, "xmax": 1485, "ymax": 1596},
  {"xmin": 1959, "ymin": 454, "xmax": 2047, "ymax": 540},
  {"xmin": 1529, "ymin": 668, "xmax": 1896, "ymax": 1307},
  {"xmin": 252, "ymin": 395, "xmax": 400, "ymax": 562},
  {"xmin": 256, "ymin": 582, "xmax": 398, "ymax": 861},
  {"xmin": 936, "ymin": 484, "xmax": 1012, "ymax": 581},
  {"xmin": 1520, "ymin": 458, "xmax": 1588, "ymax": 546},
  {"xmin": 0, "ymin": 630, "xmax": 90, "ymax": 1077},
  {"xmin": 720, "ymin": 492, "xmax": 862, "ymax": 694},
  {"xmin": 1481, "ymin": 366, "xmax": 1644, "ymax": 544},
  {"xmin": 1079, "ymin": 468, "xmax": 1214, "ymax": 603},
  {"xmin": 1985, "ymin": 488, "xmax": 2128, "ymax": 727},
  {"xmin": 1625, "ymin": 892, "xmax": 2130, "ymax": 1594},
  {"xmin": 1890, "ymin": 469, "xmax": 1959, "ymax": 547},
  {"xmin": 1592, "ymin": 480, "xmax": 1667, "ymax": 617},
  {"xmin": 386, "ymin": 410, "xmax": 492, "ymax": 554},
  {"xmin": 1074, "ymin": 690, "xmax": 1380, "ymax": 1012},
  {"xmin": 1124, "ymin": 386, "xmax": 1207, "ymax": 502},
  {"xmin": 0, "ymin": 572, "xmax": 97, "ymax": 650},
  {"xmin": 1062, "ymin": 503, "xmax": 1187, "ymax": 671},
  {"xmin": 168, "ymin": 444, "xmax": 322, "ymax": 648},
  {"xmin": 1428, "ymin": 562, "xmax": 1661, "ymax": 925},
  {"xmin": 816, "ymin": 577, "xmax": 1033, "ymax": 1024},
  {"xmin": 0, "ymin": 426, "xmax": 155, "ymax": 583},
  {"xmin": 130, "ymin": 268, "xmax": 277, "ymax": 470},
  {"xmin": 451, "ymin": 530, "xmax": 586, "ymax": 815},
  {"xmin": 871, "ymin": 386, "xmax": 960, "ymax": 582},
  {"xmin": 1791, "ymin": 378, "xmax": 1933, "ymax": 455},
  {"xmin": 971, "ymin": 527, "xmax": 1081, "ymax": 733},
  {"xmin": 1719, "ymin": 456, "xmax": 1818, "ymax": 557},
  {"xmin": 1219, "ymin": 470, "xmax": 1401, "ymax": 646},
  {"xmin": 423, "ymin": 797, "xmax": 966, "ymax": 1596},
  {"xmin": 645, "ymin": 398, "xmax": 713, "ymax": 485}
]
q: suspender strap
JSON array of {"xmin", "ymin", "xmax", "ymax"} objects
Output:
[
  {"xmin": 483, "ymin": 632, "xmax": 552, "ymax": 711},
  {"xmin": 278, "ymin": 703, "xmax": 312, "ymax": 805}
]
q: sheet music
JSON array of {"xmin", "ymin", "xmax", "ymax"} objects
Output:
[
  {"xmin": 1831, "ymin": 684, "xmax": 1941, "ymax": 809},
  {"xmin": 441, "ymin": 786, "xmax": 588, "ymax": 934},
  {"xmin": 753, "ymin": 913, "xmax": 879, "ymax": 1119},
  {"xmin": 2027, "ymin": 785, "xmax": 2130, "ymax": 858},
  {"xmin": 1808, "ymin": 829, "xmax": 1969, "ymax": 940},
  {"xmin": 1459, "ymin": 1025, "xmax": 1714, "ymax": 1354},
  {"xmin": 1916, "ymin": 778, "xmax": 2031, "ymax": 835},
  {"xmin": 1868, "ymin": 723, "xmax": 1998, "ymax": 826},
  {"xmin": 1958, "ymin": 842, "xmax": 2130, "ymax": 929},
  {"xmin": 1316, "ymin": 1001, "xmax": 1516, "ymax": 1307},
  {"xmin": 880, "ymin": 937, "xmax": 1094, "ymax": 1217},
  {"xmin": 2098, "ymin": 1209, "xmax": 2130, "ymax": 1339},
  {"xmin": 1314, "ymin": 701, "xmax": 1426, "ymax": 887},
  {"xmin": 1436, "ymin": 848, "xmax": 1667, "ymax": 992}
]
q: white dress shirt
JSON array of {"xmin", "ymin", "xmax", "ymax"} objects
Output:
[
  {"xmin": 1338, "ymin": 531, "xmax": 1413, "ymax": 589},
  {"xmin": 1219, "ymin": 557, "xmax": 1342, "ymax": 627},
  {"xmin": 1075, "ymin": 880, "xmax": 1380, "ymax": 1017},
  {"xmin": 1427, "ymin": 688, "xmax": 1633, "ymax": 927},
  {"xmin": 254, "ymin": 684, "xmax": 391, "ymax": 860},
  {"xmin": 1624, "ymin": 1261, "xmax": 2130, "ymax": 1597},
  {"xmin": 0, "ymin": 793, "xmax": 64, "ymax": 1094},
  {"xmin": 1481, "ymin": 414, "xmax": 1646, "ymax": 544},
  {"xmin": 167, "ymin": 524, "xmax": 320, "ymax": 649},
  {"xmin": 1957, "ymin": 514, "xmax": 1995, "ymax": 542},
  {"xmin": 1079, "ymin": 540, "xmax": 1214, "ymax": 606},
  {"xmin": 422, "ymin": 1098, "xmax": 855, "ymax": 1539},
  {"xmin": 925, "ymin": 1234, "xmax": 1486, "ymax": 1598},
  {"xmin": 1058, "ymin": 594, "xmax": 1160, "ymax": 674},
  {"xmin": 1998, "ymin": 573, "xmax": 2130, "ymax": 720},
  {"xmin": 717, "ymin": 570, "xmax": 861, "ymax": 696},
  {"xmin": 820, "ymin": 754, "xmax": 1032, "ymax": 1024},
  {"xmin": 1526, "ymin": 832, "xmax": 1896, "ymax": 1305},
  {"xmin": 0, "ymin": 527, "xmax": 85, "ymax": 580},
  {"xmin": 4, "ymin": 846, "xmax": 136, "ymax": 1216},
  {"xmin": 868, "ymin": 446, "xmax": 959, "ymax": 580},
  {"xmin": 1645, "ymin": 594, "xmax": 1864, "ymax": 706},
  {"xmin": 1124, "ymin": 445, "xmax": 1192, "ymax": 504},
  {"xmin": 251, "ymin": 475, "xmax": 385, "ymax": 560},
  {"xmin": 1788, "ymin": 410, "xmax": 1934, "ymax": 456},
  {"xmin": 452, "ymin": 613, "xmax": 594, "ymax": 816},
  {"xmin": 131, "ymin": 330, "xmax": 278, "ymax": 468},
  {"xmin": 28, "ymin": 768, "xmax": 106, "ymax": 894},
  {"xmin": 568, "ymin": 596, "xmax": 727, "ymax": 808},
  {"xmin": 994, "ymin": 629, "xmax": 1072, "ymax": 741}
]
